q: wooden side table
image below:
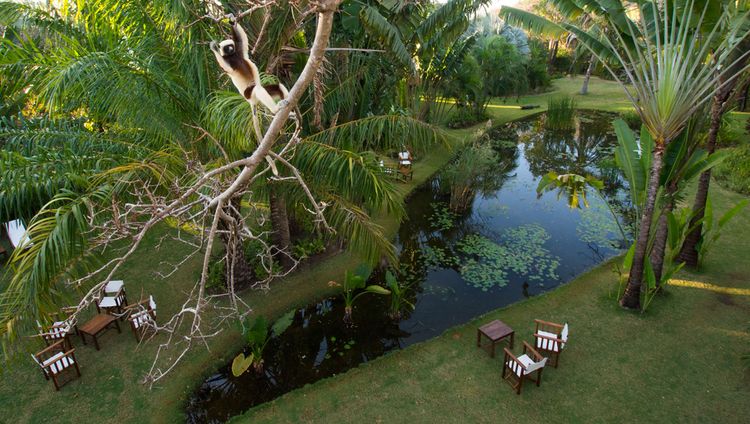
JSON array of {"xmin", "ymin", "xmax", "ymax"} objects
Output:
[
  {"xmin": 477, "ymin": 319, "xmax": 514, "ymax": 358},
  {"xmin": 79, "ymin": 314, "xmax": 121, "ymax": 351}
]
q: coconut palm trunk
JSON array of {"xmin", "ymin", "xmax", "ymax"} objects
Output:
[
  {"xmin": 269, "ymin": 185, "xmax": 293, "ymax": 269},
  {"xmin": 677, "ymin": 88, "xmax": 735, "ymax": 266},
  {"xmin": 219, "ymin": 197, "xmax": 255, "ymax": 290},
  {"xmin": 621, "ymin": 145, "xmax": 664, "ymax": 309},
  {"xmin": 580, "ymin": 56, "xmax": 596, "ymax": 95},
  {"xmin": 649, "ymin": 197, "xmax": 674, "ymax": 285}
]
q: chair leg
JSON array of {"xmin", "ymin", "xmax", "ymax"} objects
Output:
[
  {"xmin": 517, "ymin": 376, "xmax": 523, "ymax": 395},
  {"xmin": 51, "ymin": 374, "xmax": 60, "ymax": 391},
  {"xmin": 74, "ymin": 361, "xmax": 81, "ymax": 377}
]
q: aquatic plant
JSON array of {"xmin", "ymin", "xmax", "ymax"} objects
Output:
[
  {"xmin": 421, "ymin": 244, "xmax": 458, "ymax": 269},
  {"xmin": 386, "ymin": 271, "xmax": 415, "ymax": 320},
  {"xmin": 232, "ymin": 310, "xmax": 295, "ymax": 376},
  {"xmin": 430, "ymin": 203, "xmax": 457, "ymax": 231},
  {"xmin": 545, "ymin": 96, "xmax": 576, "ymax": 131},
  {"xmin": 332, "ymin": 265, "xmax": 390, "ymax": 324},
  {"xmin": 456, "ymin": 225, "xmax": 559, "ymax": 291}
]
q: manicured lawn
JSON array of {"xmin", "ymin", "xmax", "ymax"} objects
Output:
[{"xmin": 1, "ymin": 76, "xmax": 747, "ymax": 423}]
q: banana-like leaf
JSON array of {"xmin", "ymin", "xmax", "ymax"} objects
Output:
[
  {"xmin": 365, "ymin": 285, "xmax": 391, "ymax": 295},
  {"xmin": 360, "ymin": 6, "xmax": 416, "ymax": 74},
  {"xmin": 231, "ymin": 352, "xmax": 255, "ymax": 377},
  {"xmin": 271, "ymin": 309, "xmax": 296, "ymax": 336}
]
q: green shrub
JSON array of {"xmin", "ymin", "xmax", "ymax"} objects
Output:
[
  {"xmin": 714, "ymin": 144, "xmax": 750, "ymax": 195},
  {"xmin": 446, "ymin": 107, "xmax": 489, "ymax": 129},
  {"xmin": 619, "ymin": 110, "xmax": 642, "ymax": 130}
]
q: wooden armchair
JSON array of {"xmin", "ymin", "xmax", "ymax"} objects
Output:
[
  {"xmin": 31, "ymin": 339, "xmax": 81, "ymax": 391},
  {"xmin": 502, "ymin": 341, "xmax": 548, "ymax": 394},
  {"xmin": 533, "ymin": 319, "xmax": 569, "ymax": 367},
  {"xmin": 36, "ymin": 307, "xmax": 79, "ymax": 349},
  {"xmin": 124, "ymin": 295, "xmax": 157, "ymax": 342},
  {"xmin": 97, "ymin": 286, "xmax": 127, "ymax": 317}
]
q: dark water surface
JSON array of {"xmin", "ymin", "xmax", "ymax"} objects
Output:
[{"xmin": 185, "ymin": 111, "xmax": 628, "ymax": 423}]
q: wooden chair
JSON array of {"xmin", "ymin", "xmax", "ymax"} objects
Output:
[
  {"xmin": 533, "ymin": 319, "xmax": 569, "ymax": 367},
  {"xmin": 124, "ymin": 295, "xmax": 157, "ymax": 342},
  {"xmin": 36, "ymin": 307, "xmax": 79, "ymax": 349},
  {"xmin": 502, "ymin": 341, "xmax": 548, "ymax": 394},
  {"xmin": 31, "ymin": 339, "xmax": 81, "ymax": 391},
  {"xmin": 97, "ymin": 286, "xmax": 127, "ymax": 317}
]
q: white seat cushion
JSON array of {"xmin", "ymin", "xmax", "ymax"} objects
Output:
[
  {"xmin": 5, "ymin": 219, "xmax": 32, "ymax": 248},
  {"xmin": 98, "ymin": 296, "xmax": 122, "ymax": 308},
  {"xmin": 42, "ymin": 352, "xmax": 75, "ymax": 374},
  {"xmin": 399, "ymin": 160, "xmax": 412, "ymax": 166},
  {"xmin": 536, "ymin": 330, "xmax": 561, "ymax": 352},
  {"xmin": 47, "ymin": 322, "xmax": 69, "ymax": 339},
  {"xmin": 131, "ymin": 311, "xmax": 154, "ymax": 329},
  {"xmin": 507, "ymin": 354, "xmax": 535, "ymax": 377},
  {"xmin": 104, "ymin": 280, "xmax": 124, "ymax": 293}
]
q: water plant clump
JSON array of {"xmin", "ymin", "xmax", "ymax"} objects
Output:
[
  {"xmin": 429, "ymin": 203, "xmax": 457, "ymax": 231},
  {"xmin": 456, "ymin": 224, "xmax": 560, "ymax": 291},
  {"xmin": 546, "ymin": 96, "xmax": 577, "ymax": 131}
]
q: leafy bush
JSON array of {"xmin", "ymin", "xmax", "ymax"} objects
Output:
[
  {"xmin": 292, "ymin": 236, "xmax": 326, "ymax": 259},
  {"xmin": 714, "ymin": 143, "xmax": 750, "ymax": 194},
  {"xmin": 619, "ymin": 110, "xmax": 642, "ymax": 130},
  {"xmin": 446, "ymin": 107, "xmax": 489, "ymax": 129}
]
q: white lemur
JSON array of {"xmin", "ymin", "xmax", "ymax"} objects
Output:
[{"xmin": 210, "ymin": 20, "xmax": 289, "ymax": 143}]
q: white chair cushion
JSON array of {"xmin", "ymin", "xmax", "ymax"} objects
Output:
[
  {"xmin": 525, "ymin": 357, "xmax": 548, "ymax": 373},
  {"xmin": 105, "ymin": 280, "xmax": 124, "ymax": 293},
  {"xmin": 48, "ymin": 323, "xmax": 69, "ymax": 339},
  {"xmin": 561, "ymin": 323, "xmax": 569, "ymax": 348},
  {"xmin": 399, "ymin": 160, "xmax": 412, "ymax": 166},
  {"xmin": 5, "ymin": 219, "xmax": 32, "ymax": 248},
  {"xmin": 131, "ymin": 311, "xmax": 154, "ymax": 329},
  {"xmin": 42, "ymin": 352, "xmax": 75, "ymax": 374},
  {"xmin": 148, "ymin": 295, "xmax": 156, "ymax": 312},
  {"xmin": 398, "ymin": 151, "xmax": 410, "ymax": 160},
  {"xmin": 536, "ymin": 330, "xmax": 561, "ymax": 352},
  {"xmin": 507, "ymin": 354, "xmax": 535, "ymax": 377},
  {"xmin": 98, "ymin": 296, "xmax": 122, "ymax": 308}
]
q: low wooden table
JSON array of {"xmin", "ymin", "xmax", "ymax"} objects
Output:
[
  {"xmin": 79, "ymin": 314, "xmax": 121, "ymax": 351},
  {"xmin": 477, "ymin": 319, "xmax": 514, "ymax": 358}
]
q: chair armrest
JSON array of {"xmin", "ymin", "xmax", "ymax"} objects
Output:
[
  {"xmin": 124, "ymin": 298, "xmax": 150, "ymax": 311},
  {"xmin": 534, "ymin": 319, "xmax": 564, "ymax": 329},
  {"xmin": 523, "ymin": 341, "xmax": 544, "ymax": 361},
  {"xmin": 34, "ymin": 340, "xmax": 65, "ymax": 357},
  {"xmin": 534, "ymin": 333, "xmax": 562, "ymax": 342}
]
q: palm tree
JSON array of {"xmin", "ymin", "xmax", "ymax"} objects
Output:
[
  {"xmin": 677, "ymin": 36, "xmax": 750, "ymax": 267},
  {"xmin": 0, "ymin": 0, "xmax": 442, "ymax": 343},
  {"xmin": 502, "ymin": 0, "xmax": 750, "ymax": 309}
]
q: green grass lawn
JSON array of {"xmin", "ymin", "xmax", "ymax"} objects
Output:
[{"xmin": 1, "ymin": 77, "xmax": 748, "ymax": 423}]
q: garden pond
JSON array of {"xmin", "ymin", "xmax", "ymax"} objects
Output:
[{"xmin": 185, "ymin": 110, "xmax": 631, "ymax": 423}]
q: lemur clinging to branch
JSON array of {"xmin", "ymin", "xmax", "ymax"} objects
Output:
[{"xmin": 210, "ymin": 19, "xmax": 290, "ymax": 143}]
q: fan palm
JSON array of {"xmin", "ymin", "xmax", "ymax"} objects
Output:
[{"xmin": 502, "ymin": 0, "xmax": 750, "ymax": 309}]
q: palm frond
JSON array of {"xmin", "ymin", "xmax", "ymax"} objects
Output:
[
  {"xmin": 360, "ymin": 5, "xmax": 416, "ymax": 74},
  {"xmin": 303, "ymin": 115, "xmax": 449, "ymax": 154}
]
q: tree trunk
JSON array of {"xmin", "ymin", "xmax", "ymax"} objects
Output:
[
  {"xmin": 738, "ymin": 78, "xmax": 750, "ymax": 112},
  {"xmin": 219, "ymin": 197, "xmax": 254, "ymax": 290},
  {"xmin": 620, "ymin": 146, "xmax": 664, "ymax": 310},
  {"xmin": 269, "ymin": 185, "xmax": 293, "ymax": 269},
  {"xmin": 676, "ymin": 87, "xmax": 729, "ymax": 267},
  {"xmin": 580, "ymin": 56, "xmax": 596, "ymax": 95},
  {"xmin": 649, "ymin": 199, "xmax": 673, "ymax": 285},
  {"xmin": 547, "ymin": 39, "xmax": 558, "ymax": 73}
]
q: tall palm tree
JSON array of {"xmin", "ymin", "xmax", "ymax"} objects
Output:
[{"xmin": 502, "ymin": 0, "xmax": 750, "ymax": 309}]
